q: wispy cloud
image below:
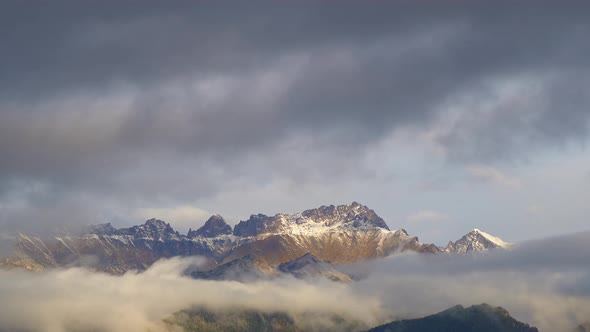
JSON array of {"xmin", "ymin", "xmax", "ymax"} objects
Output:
[
  {"xmin": 406, "ymin": 210, "xmax": 450, "ymax": 224},
  {"xmin": 467, "ymin": 164, "xmax": 523, "ymax": 189}
]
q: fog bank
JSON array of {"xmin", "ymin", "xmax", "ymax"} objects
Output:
[{"xmin": 1, "ymin": 232, "xmax": 589, "ymax": 331}]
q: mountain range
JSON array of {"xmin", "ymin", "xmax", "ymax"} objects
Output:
[{"xmin": 1, "ymin": 202, "xmax": 511, "ymax": 275}]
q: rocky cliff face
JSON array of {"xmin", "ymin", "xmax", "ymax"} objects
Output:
[
  {"xmin": 277, "ymin": 253, "xmax": 351, "ymax": 282},
  {"xmin": 187, "ymin": 215, "xmax": 232, "ymax": 238},
  {"xmin": 233, "ymin": 202, "xmax": 390, "ymax": 237},
  {"xmin": 233, "ymin": 213, "xmax": 287, "ymax": 237},
  {"xmin": 299, "ymin": 202, "xmax": 390, "ymax": 230},
  {"xmin": 190, "ymin": 252, "xmax": 352, "ymax": 283},
  {"xmin": 223, "ymin": 202, "xmax": 438, "ymax": 265},
  {"xmin": 190, "ymin": 254, "xmax": 276, "ymax": 281}
]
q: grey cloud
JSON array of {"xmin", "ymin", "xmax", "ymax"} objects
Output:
[
  {"xmin": 435, "ymin": 72, "xmax": 590, "ymax": 162},
  {"xmin": 1, "ymin": 1, "xmax": 590, "ymax": 231},
  {"xmin": 2, "ymin": 1, "xmax": 588, "ymax": 156},
  {"xmin": 3, "ymin": 1, "xmax": 590, "ymax": 150}
]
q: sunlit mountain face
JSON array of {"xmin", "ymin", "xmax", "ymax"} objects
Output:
[
  {"xmin": 2, "ymin": 203, "xmax": 590, "ymax": 332},
  {"xmin": 3, "ymin": 203, "xmax": 504, "ymax": 274},
  {"xmin": 1, "ymin": 1, "xmax": 590, "ymax": 331}
]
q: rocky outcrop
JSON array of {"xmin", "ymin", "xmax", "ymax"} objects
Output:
[
  {"xmin": 277, "ymin": 253, "xmax": 351, "ymax": 282},
  {"xmin": 188, "ymin": 215, "xmax": 232, "ymax": 238},
  {"xmin": 190, "ymin": 254, "xmax": 275, "ymax": 281},
  {"xmin": 301, "ymin": 201, "xmax": 389, "ymax": 230},
  {"xmin": 233, "ymin": 214, "xmax": 287, "ymax": 237}
]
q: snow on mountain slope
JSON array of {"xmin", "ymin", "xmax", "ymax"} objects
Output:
[
  {"xmin": 444, "ymin": 229, "xmax": 512, "ymax": 253},
  {"xmin": 473, "ymin": 229, "xmax": 512, "ymax": 248},
  {"xmin": 6, "ymin": 202, "xmax": 502, "ymax": 274},
  {"xmin": 223, "ymin": 202, "xmax": 439, "ymax": 265},
  {"xmin": 233, "ymin": 201, "xmax": 390, "ymax": 237}
]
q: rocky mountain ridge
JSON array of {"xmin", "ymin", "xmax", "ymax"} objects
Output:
[
  {"xmin": 189, "ymin": 252, "xmax": 351, "ymax": 283},
  {"xmin": 2, "ymin": 202, "xmax": 511, "ymax": 274}
]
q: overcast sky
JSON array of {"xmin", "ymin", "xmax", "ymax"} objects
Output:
[{"xmin": 1, "ymin": 1, "xmax": 589, "ymax": 244}]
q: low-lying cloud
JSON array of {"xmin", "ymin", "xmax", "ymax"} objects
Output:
[
  {"xmin": 1, "ymin": 232, "xmax": 590, "ymax": 331},
  {"xmin": 0, "ymin": 257, "xmax": 380, "ymax": 332}
]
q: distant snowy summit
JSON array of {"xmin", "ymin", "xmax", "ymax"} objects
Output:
[{"xmin": 444, "ymin": 228, "xmax": 512, "ymax": 253}]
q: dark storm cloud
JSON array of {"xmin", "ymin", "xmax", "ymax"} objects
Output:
[
  {"xmin": 2, "ymin": 1, "xmax": 588, "ymax": 154},
  {"xmin": 1, "ymin": 1, "xmax": 590, "ymax": 230},
  {"xmin": 435, "ymin": 72, "xmax": 590, "ymax": 162}
]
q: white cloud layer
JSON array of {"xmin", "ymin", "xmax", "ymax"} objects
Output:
[{"xmin": 1, "ymin": 232, "xmax": 589, "ymax": 331}]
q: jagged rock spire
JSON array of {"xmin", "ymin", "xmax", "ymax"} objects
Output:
[{"xmin": 188, "ymin": 214, "xmax": 232, "ymax": 238}]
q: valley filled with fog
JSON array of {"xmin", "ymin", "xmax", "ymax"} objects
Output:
[{"xmin": 1, "ymin": 231, "xmax": 589, "ymax": 331}]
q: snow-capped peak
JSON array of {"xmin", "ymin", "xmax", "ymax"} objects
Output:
[
  {"xmin": 233, "ymin": 202, "xmax": 390, "ymax": 237},
  {"xmin": 472, "ymin": 229, "xmax": 512, "ymax": 248},
  {"xmin": 444, "ymin": 228, "xmax": 513, "ymax": 253}
]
